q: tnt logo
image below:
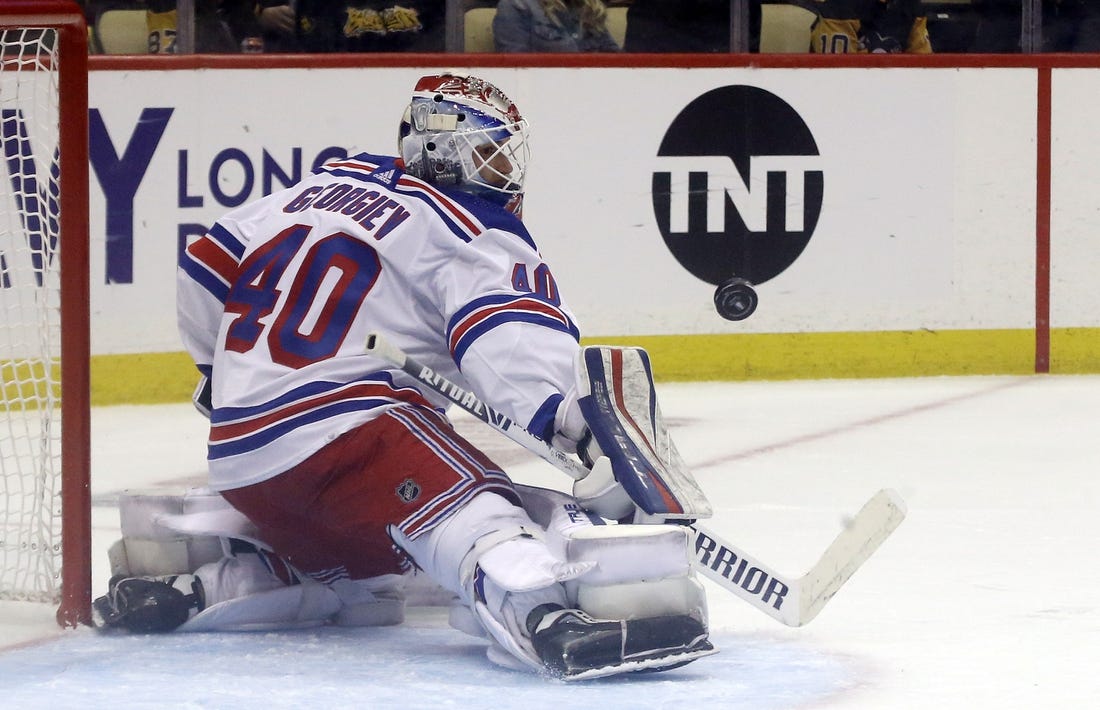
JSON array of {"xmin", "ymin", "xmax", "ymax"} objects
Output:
[{"xmin": 652, "ymin": 85, "xmax": 824, "ymax": 287}]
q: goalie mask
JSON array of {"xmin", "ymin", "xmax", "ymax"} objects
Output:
[{"xmin": 399, "ymin": 73, "xmax": 530, "ymax": 216}]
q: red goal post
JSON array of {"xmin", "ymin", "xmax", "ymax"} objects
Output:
[{"xmin": 0, "ymin": 0, "xmax": 90, "ymax": 627}]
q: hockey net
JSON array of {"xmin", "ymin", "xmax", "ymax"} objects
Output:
[{"xmin": 0, "ymin": 1, "xmax": 90, "ymax": 627}]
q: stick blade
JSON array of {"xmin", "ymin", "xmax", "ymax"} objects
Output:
[
  {"xmin": 689, "ymin": 523, "xmax": 802, "ymax": 626},
  {"xmin": 797, "ymin": 489, "xmax": 907, "ymax": 625}
]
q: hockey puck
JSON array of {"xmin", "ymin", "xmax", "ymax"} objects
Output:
[{"xmin": 713, "ymin": 278, "xmax": 758, "ymax": 321}]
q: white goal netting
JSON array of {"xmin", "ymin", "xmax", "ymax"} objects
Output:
[{"xmin": 0, "ymin": 27, "xmax": 65, "ymax": 604}]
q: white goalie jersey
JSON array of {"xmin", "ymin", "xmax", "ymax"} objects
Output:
[{"xmin": 177, "ymin": 152, "xmax": 583, "ymax": 490}]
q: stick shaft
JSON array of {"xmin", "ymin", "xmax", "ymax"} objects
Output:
[{"xmin": 365, "ymin": 332, "xmax": 587, "ymax": 479}]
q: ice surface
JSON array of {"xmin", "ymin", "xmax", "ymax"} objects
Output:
[{"xmin": 2, "ymin": 375, "xmax": 1098, "ymax": 708}]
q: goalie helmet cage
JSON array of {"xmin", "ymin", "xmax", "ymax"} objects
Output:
[{"xmin": 0, "ymin": 1, "xmax": 90, "ymax": 627}]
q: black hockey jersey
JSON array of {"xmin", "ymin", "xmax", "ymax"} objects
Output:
[{"xmin": 807, "ymin": 0, "xmax": 932, "ymax": 54}]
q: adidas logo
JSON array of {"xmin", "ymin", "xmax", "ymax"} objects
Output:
[{"xmin": 373, "ymin": 168, "xmax": 396, "ymax": 184}]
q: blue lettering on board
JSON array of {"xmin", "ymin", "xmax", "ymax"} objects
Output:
[{"xmin": 88, "ymin": 107, "xmax": 173, "ymax": 284}]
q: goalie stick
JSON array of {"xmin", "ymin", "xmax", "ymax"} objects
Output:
[{"xmin": 364, "ymin": 332, "xmax": 906, "ymax": 627}]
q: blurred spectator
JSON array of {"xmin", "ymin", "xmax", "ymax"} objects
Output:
[
  {"xmin": 253, "ymin": 1, "xmax": 443, "ymax": 52},
  {"xmin": 222, "ymin": 1, "xmax": 266, "ymax": 51},
  {"xmin": 1043, "ymin": 0, "xmax": 1100, "ymax": 52},
  {"xmin": 809, "ymin": 0, "xmax": 932, "ymax": 54},
  {"xmin": 77, "ymin": 1, "xmax": 95, "ymax": 25},
  {"xmin": 970, "ymin": 1, "xmax": 1100, "ymax": 53},
  {"xmin": 253, "ymin": 1, "xmax": 296, "ymax": 50},
  {"xmin": 622, "ymin": 0, "xmax": 760, "ymax": 53},
  {"xmin": 145, "ymin": 0, "xmax": 243, "ymax": 53},
  {"xmin": 493, "ymin": 0, "xmax": 621, "ymax": 52},
  {"xmin": 970, "ymin": 0, "xmax": 1020, "ymax": 52}
]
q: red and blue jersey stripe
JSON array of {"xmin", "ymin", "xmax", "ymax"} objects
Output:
[{"xmin": 447, "ymin": 293, "xmax": 579, "ymax": 366}]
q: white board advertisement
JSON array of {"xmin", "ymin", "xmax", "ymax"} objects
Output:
[{"xmin": 83, "ymin": 66, "xmax": 1038, "ymax": 354}]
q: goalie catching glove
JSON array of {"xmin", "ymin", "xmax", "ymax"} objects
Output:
[{"xmin": 550, "ymin": 346, "xmax": 713, "ymax": 522}]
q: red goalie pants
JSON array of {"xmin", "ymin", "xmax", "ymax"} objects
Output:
[{"xmin": 221, "ymin": 404, "xmax": 522, "ymax": 581}]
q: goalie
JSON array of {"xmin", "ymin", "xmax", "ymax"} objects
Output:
[{"xmin": 101, "ymin": 73, "xmax": 716, "ymax": 680}]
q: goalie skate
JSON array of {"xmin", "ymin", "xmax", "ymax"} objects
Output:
[
  {"xmin": 93, "ymin": 574, "xmax": 205, "ymax": 633},
  {"xmin": 526, "ymin": 604, "xmax": 716, "ymax": 681}
]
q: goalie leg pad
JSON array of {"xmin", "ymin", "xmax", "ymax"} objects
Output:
[
  {"xmin": 178, "ymin": 561, "xmax": 406, "ymax": 631},
  {"xmin": 329, "ymin": 574, "xmax": 406, "ymax": 627},
  {"xmin": 108, "ymin": 487, "xmax": 260, "ymax": 579},
  {"xmin": 192, "ymin": 550, "xmax": 287, "ymax": 606},
  {"xmin": 105, "ymin": 488, "xmax": 411, "ymax": 631},
  {"xmin": 117, "ymin": 486, "xmax": 257, "ymax": 541},
  {"xmin": 398, "ymin": 488, "xmax": 715, "ymax": 677},
  {"xmin": 520, "ymin": 485, "xmax": 710, "ymax": 625},
  {"xmin": 524, "ymin": 487, "xmax": 716, "ymax": 678},
  {"xmin": 563, "ymin": 522, "xmax": 709, "ymax": 624},
  {"xmin": 393, "ymin": 492, "xmax": 589, "ymax": 671},
  {"xmin": 178, "ymin": 580, "xmax": 341, "ymax": 632}
]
